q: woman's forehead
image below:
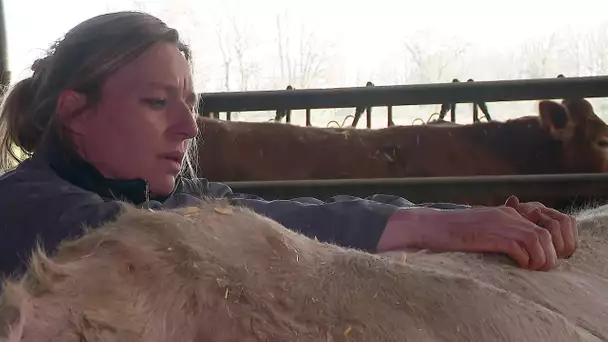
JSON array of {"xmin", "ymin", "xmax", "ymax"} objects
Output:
[{"xmin": 105, "ymin": 42, "xmax": 193, "ymax": 92}]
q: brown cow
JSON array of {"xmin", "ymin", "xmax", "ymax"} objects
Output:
[
  {"xmin": 195, "ymin": 98, "xmax": 608, "ymax": 183},
  {"xmin": 1, "ymin": 200, "xmax": 607, "ymax": 341}
]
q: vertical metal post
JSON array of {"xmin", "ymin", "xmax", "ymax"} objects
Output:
[
  {"xmin": 0, "ymin": 0, "xmax": 10, "ymax": 91},
  {"xmin": 473, "ymin": 103, "xmax": 479, "ymax": 122}
]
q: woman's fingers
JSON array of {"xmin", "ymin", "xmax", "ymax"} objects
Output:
[
  {"xmin": 506, "ymin": 195, "xmax": 578, "ymax": 259},
  {"xmin": 517, "ymin": 208, "xmax": 557, "ymax": 270}
]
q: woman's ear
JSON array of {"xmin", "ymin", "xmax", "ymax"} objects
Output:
[{"xmin": 56, "ymin": 90, "xmax": 89, "ymax": 135}]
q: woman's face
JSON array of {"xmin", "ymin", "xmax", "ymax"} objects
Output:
[{"xmin": 65, "ymin": 42, "xmax": 198, "ymax": 196}]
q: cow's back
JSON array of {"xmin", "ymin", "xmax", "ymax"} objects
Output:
[
  {"xmin": 2, "ymin": 200, "xmax": 606, "ymax": 341},
  {"xmin": 195, "ymin": 118, "xmax": 517, "ymax": 181},
  {"xmin": 398, "ymin": 209, "xmax": 608, "ymax": 340},
  {"xmin": 197, "ymin": 118, "xmax": 400, "ymax": 181}
]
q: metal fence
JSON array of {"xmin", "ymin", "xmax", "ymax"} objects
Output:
[
  {"xmin": 198, "ymin": 75, "xmax": 608, "ymax": 125},
  {"xmin": 196, "ymin": 75, "xmax": 608, "ymax": 209}
]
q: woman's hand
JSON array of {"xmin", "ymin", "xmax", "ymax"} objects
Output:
[
  {"xmin": 504, "ymin": 195, "xmax": 578, "ymax": 258},
  {"xmin": 377, "ymin": 200, "xmax": 578, "ymax": 271}
]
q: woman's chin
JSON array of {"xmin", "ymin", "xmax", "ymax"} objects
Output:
[{"xmin": 148, "ymin": 175, "xmax": 178, "ymax": 197}]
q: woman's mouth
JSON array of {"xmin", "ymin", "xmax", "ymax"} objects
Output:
[{"xmin": 160, "ymin": 153, "xmax": 184, "ymax": 171}]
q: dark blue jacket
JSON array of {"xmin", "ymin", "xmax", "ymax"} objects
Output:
[{"xmin": 0, "ymin": 141, "xmax": 470, "ymax": 277}]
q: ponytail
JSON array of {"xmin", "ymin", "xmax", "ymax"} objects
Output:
[{"xmin": 0, "ymin": 76, "xmax": 47, "ymax": 171}]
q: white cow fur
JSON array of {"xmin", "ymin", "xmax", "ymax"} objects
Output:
[{"xmin": 1, "ymin": 200, "xmax": 607, "ymax": 341}]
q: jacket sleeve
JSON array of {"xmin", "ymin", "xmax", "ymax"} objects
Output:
[
  {"xmin": 200, "ymin": 180, "xmax": 472, "ymax": 253},
  {"xmin": 0, "ymin": 175, "xmax": 124, "ymax": 277},
  {"xmin": 0, "ymin": 175, "xmax": 206, "ymax": 278}
]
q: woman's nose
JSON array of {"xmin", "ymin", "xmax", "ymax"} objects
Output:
[
  {"xmin": 173, "ymin": 104, "xmax": 199, "ymax": 139},
  {"xmin": 182, "ymin": 113, "xmax": 198, "ymax": 139}
]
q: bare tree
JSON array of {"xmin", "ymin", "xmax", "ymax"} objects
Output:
[
  {"xmin": 274, "ymin": 13, "xmax": 334, "ymax": 88},
  {"xmin": 230, "ymin": 19, "xmax": 259, "ymax": 91},
  {"xmin": 276, "ymin": 14, "xmax": 292, "ymax": 85},
  {"xmin": 516, "ymin": 32, "xmax": 560, "ymax": 79},
  {"xmin": 215, "ymin": 25, "xmax": 233, "ymax": 91},
  {"xmin": 556, "ymin": 24, "xmax": 608, "ymax": 78},
  {"xmin": 580, "ymin": 24, "xmax": 608, "ymax": 76},
  {"xmin": 400, "ymin": 31, "xmax": 468, "ymax": 84},
  {"xmin": 558, "ymin": 29, "xmax": 585, "ymax": 77},
  {"xmin": 213, "ymin": 16, "xmax": 261, "ymax": 92}
]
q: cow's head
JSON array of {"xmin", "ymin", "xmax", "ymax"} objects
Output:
[{"xmin": 539, "ymin": 98, "xmax": 608, "ymax": 173}]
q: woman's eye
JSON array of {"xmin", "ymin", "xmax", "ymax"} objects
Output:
[
  {"xmin": 143, "ymin": 98, "xmax": 167, "ymax": 109},
  {"xmin": 597, "ymin": 139, "xmax": 608, "ymax": 148}
]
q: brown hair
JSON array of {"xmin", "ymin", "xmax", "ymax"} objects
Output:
[{"xmin": 0, "ymin": 11, "xmax": 199, "ymax": 176}]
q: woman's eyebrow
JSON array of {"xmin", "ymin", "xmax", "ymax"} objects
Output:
[
  {"xmin": 144, "ymin": 81, "xmax": 197, "ymax": 104},
  {"xmin": 144, "ymin": 81, "xmax": 176, "ymax": 91}
]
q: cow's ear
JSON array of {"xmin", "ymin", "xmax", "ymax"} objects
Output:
[
  {"xmin": 562, "ymin": 98, "xmax": 594, "ymax": 124},
  {"xmin": 538, "ymin": 100, "xmax": 572, "ymax": 141}
]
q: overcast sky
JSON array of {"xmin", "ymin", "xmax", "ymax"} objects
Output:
[
  {"xmin": 6, "ymin": 0, "xmax": 608, "ymax": 83},
  {"xmin": 5, "ymin": 0, "xmax": 608, "ymax": 125}
]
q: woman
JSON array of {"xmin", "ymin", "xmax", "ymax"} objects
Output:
[{"xmin": 0, "ymin": 11, "xmax": 577, "ymax": 277}]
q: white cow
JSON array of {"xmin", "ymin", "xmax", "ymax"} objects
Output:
[{"xmin": 1, "ymin": 199, "xmax": 607, "ymax": 341}]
